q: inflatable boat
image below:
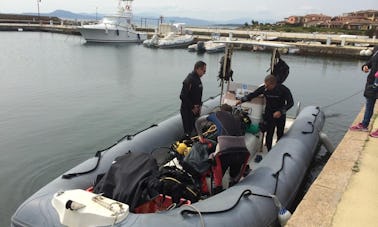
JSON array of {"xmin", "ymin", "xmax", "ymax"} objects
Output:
[
  {"xmin": 11, "ymin": 97, "xmax": 327, "ymax": 227},
  {"xmin": 12, "ymin": 44, "xmax": 331, "ymax": 227}
]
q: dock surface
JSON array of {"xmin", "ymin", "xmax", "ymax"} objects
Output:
[{"xmin": 287, "ymin": 104, "xmax": 378, "ymax": 226}]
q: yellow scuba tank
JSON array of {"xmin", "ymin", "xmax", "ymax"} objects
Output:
[{"xmin": 175, "ymin": 142, "xmax": 191, "ymax": 156}]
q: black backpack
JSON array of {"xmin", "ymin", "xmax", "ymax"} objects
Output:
[
  {"xmin": 158, "ymin": 166, "xmax": 201, "ymax": 204},
  {"xmin": 272, "ymin": 58, "xmax": 289, "ymax": 84}
]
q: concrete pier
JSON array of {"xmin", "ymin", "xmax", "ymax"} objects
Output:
[
  {"xmin": 287, "ymin": 104, "xmax": 378, "ymax": 227},
  {"xmin": 187, "ymin": 27, "xmax": 378, "ymax": 58},
  {"xmin": 1, "ymin": 22, "xmax": 377, "ymax": 58},
  {"xmin": 0, "ymin": 22, "xmax": 80, "ymax": 35}
]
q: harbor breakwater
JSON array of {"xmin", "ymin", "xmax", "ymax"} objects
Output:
[{"xmin": 1, "ymin": 22, "xmax": 377, "ymax": 58}]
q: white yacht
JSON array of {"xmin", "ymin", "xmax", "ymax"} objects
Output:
[{"xmin": 78, "ymin": 0, "xmax": 147, "ymax": 43}]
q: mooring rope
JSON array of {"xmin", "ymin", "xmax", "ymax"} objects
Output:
[{"xmin": 322, "ymin": 89, "xmax": 363, "ymax": 109}]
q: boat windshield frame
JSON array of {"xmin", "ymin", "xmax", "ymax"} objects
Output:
[{"xmin": 102, "ymin": 16, "xmax": 131, "ymax": 26}]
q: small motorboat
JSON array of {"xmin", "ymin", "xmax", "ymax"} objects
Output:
[
  {"xmin": 144, "ymin": 33, "xmax": 194, "ymax": 49},
  {"xmin": 188, "ymin": 40, "xmax": 226, "ymax": 53},
  {"xmin": 156, "ymin": 32, "xmax": 194, "ymax": 49},
  {"xmin": 143, "ymin": 33, "xmax": 160, "ymax": 48}
]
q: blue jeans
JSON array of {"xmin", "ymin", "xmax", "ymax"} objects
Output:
[{"xmin": 362, "ymin": 97, "xmax": 377, "ymax": 127}]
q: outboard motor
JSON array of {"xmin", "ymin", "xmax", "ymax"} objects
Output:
[{"xmin": 197, "ymin": 41, "xmax": 205, "ymax": 53}]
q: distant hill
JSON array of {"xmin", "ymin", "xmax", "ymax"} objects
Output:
[
  {"xmin": 49, "ymin": 10, "xmax": 100, "ymax": 20},
  {"xmin": 24, "ymin": 10, "xmax": 274, "ymax": 26},
  {"xmin": 23, "ymin": 10, "xmax": 100, "ymax": 20},
  {"xmin": 21, "ymin": 10, "xmax": 264, "ymax": 26}
]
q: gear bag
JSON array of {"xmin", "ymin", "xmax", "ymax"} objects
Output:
[
  {"xmin": 93, "ymin": 152, "xmax": 160, "ymax": 212},
  {"xmin": 159, "ymin": 166, "xmax": 201, "ymax": 204},
  {"xmin": 272, "ymin": 58, "xmax": 289, "ymax": 84},
  {"xmin": 218, "ymin": 55, "xmax": 233, "ymax": 82},
  {"xmin": 181, "ymin": 140, "xmax": 216, "ymax": 176}
]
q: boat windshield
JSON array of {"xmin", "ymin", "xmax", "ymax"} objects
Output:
[{"xmin": 102, "ymin": 16, "xmax": 130, "ymax": 25}]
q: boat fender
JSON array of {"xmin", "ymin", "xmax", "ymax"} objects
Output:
[
  {"xmin": 320, "ymin": 131, "xmax": 335, "ymax": 153},
  {"xmin": 365, "ymin": 49, "xmax": 372, "ymax": 56},
  {"xmin": 271, "ymin": 194, "xmax": 292, "ymax": 226},
  {"xmin": 116, "ymin": 29, "xmax": 119, "ymax": 36}
]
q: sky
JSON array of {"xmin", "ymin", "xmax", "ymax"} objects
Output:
[{"xmin": 0, "ymin": 0, "xmax": 377, "ymax": 22}]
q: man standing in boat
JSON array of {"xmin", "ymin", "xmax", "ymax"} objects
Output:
[
  {"xmin": 180, "ymin": 61, "xmax": 206, "ymax": 139},
  {"xmin": 236, "ymin": 75, "xmax": 294, "ymax": 151}
]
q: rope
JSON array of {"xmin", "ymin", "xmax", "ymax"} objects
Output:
[
  {"xmin": 180, "ymin": 189, "xmax": 252, "ymax": 216},
  {"xmin": 181, "ymin": 204, "xmax": 205, "ymax": 227},
  {"xmin": 322, "ymin": 89, "xmax": 363, "ymax": 109},
  {"xmin": 160, "ymin": 177, "xmax": 198, "ymax": 197},
  {"xmin": 272, "ymin": 153, "xmax": 292, "ymax": 195},
  {"xmin": 191, "ymin": 124, "xmax": 217, "ymax": 140}
]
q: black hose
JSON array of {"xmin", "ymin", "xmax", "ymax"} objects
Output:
[{"xmin": 180, "ymin": 189, "xmax": 274, "ymax": 216}]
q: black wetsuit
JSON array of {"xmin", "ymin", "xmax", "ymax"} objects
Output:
[
  {"xmin": 241, "ymin": 84, "xmax": 294, "ymax": 150},
  {"xmin": 180, "ymin": 71, "xmax": 203, "ymax": 136}
]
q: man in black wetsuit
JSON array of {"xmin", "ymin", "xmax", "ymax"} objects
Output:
[
  {"xmin": 236, "ymin": 74, "xmax": 294, "ymax": 151},
  {"xmin": 180, "ymin": 61, "xmax": 207, "ymax": 138}
]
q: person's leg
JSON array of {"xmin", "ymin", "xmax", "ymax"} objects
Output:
[
  {"xmin": 180, "ymin": 107, "xmax": 193, "ymax": 136},
  {"xmin": 361, "ymin": 97, "xmax": 376, "ymax": 128},
  {"xmin": 275, "ymin": 115, "xmax": 286, "ymax": 141},
  {"xmin": 265, "ymin": 120, "xmax": 275, "ymax": 151}
]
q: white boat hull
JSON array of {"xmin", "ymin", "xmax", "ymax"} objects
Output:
[
  {"xmin": 157, "ymin": 34, "xmax": 194, "ymax": 49},
  {"xmin": 78, "ymin": 27, "xmax": 147, "ymax": 43}
]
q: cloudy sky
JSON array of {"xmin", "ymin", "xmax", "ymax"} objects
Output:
[{"xmin": 0, "ymin": 0, "xmax": 376, "ymax": 21}]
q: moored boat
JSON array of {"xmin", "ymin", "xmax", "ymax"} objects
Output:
[
  {"xmin": 11, "ymin": 43, "xmax": 332, "ymax": 227},
  {"xmin": 156, "ymin": 32, "xmax": 194, "ymax": 49},
  {"xmin": 78, "ymin": 0, "xmax": 147, "ymax": 43},
  {"xmin": 188, "ymin": 40, "xmax": 226, "ymax": 53},
  {"xmin": 11, "ymin": 104, "xmax": 327, "ymax": 227}
]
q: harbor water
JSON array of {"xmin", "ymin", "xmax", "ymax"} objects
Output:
[{"xmin": 0, "ymin": 31, "xmax": 367, "ymax": 226}]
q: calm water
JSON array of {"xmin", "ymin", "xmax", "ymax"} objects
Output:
[{"xmin": 0, "ymin": 32, "xmax": 367, "ymax": 226}]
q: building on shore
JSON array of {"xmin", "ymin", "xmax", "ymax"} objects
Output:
[{"xmin": 284, "ymin": 10, "xmax": 378, "ymax": 33}]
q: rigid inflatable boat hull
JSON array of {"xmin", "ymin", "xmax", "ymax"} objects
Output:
[{"xmin": 12, "ymin": 103, "xmax": 325, "ymax": 227}]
